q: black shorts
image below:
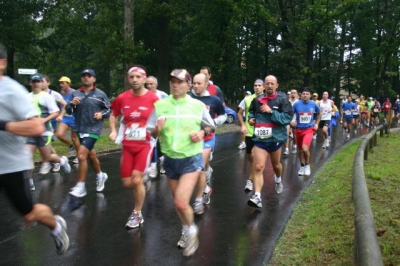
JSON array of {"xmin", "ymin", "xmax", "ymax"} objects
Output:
[
  {"xmin": 318, "ymin": 120, "xmax": 330, "ymax": 129},
  {"xmin": 0, "ymin": 171, "xmax": 33, "ymax": 215},
  {"xmin": 245, "ymin": 136, "xmax": 255, "ymax": 154}
]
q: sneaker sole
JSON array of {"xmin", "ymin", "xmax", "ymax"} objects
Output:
[
  {"xmin": 182, "ymin": 238, "xmax": 199, "ymax": 257},
  {"xmin": 69, "ymin": 191, "xmax": 87, "ymax": 197},
  {"xmin": 125, "ymin": 220, "xmax": 144, "ymax": 229},
  {"xmin": 247, "ymin": 199, "xmax": 262, "ymax": 208}
]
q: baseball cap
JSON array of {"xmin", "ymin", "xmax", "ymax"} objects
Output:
[
  {"xmin": 30, "ymin": 74, "xmax": 43, "ymax": 82},
  {"xmin": 287, "ymin": 91, "xmax": 291, "ymax": 95},
  {"xmin": 312, "ymin": 93, "xmax": 318, "ymax": 97},
  {"xmin": 81, "ymin": 68, "xmax": 96, "ymax": 77},
  {"xmin": 169, "ymin": 69, "xmax": 191, "ymax": 84},
  {"xmin": 369, "ymin": 97, "xmax": 373, "ymax": 100},
  {"xmin": 245, "ymin": 91, "xmax": 251, "ymax": 95},
  {"xmin": 396, "ymin": 99, "xmax": 400, "ymax": 102},
  {"xmin": 59, "ymin": 76, "xmax": 71, "ymax": 83}
]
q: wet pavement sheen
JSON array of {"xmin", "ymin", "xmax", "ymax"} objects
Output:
[{"xmin": 0, "ymin": 126, "xmax": 370, "ymax": 265}]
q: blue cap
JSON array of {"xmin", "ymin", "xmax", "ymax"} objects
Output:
[
  {"xmin": 30, "ymin": 73, "xmax": 43, "ymax": 82},
  {"xmin": 81, "ymin": 68, "xmax": 96, "ymax": 77}
]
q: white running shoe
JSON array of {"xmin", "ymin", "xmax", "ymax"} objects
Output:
[
  {"xmin": 69, "ymin": 185, "xmax": 87, "ymax": 197},
  {"xmin": 52, "ymin": 163, "xmax": 61, "ymax": 172},
  {"xmin": 298, "ymin": 166, "xmax": 305, "ymax": 176},
  {"xmin": 354, "ymin": 130, "xmax": 357, "ymax": 134},
  {"xmin": 125, "ymin": 211, "xmax": 144, "ymax": 229},
  {"xmin": 283, "ymin": 148, "xmax": 289, "ymax": 155},
  {"xmin": 148, "ymin": 167, "xmax": 157, "ymax": 178},
  {"xmin": 72, "ymin": 157, "xmax": 79, "ymax": 164},
  {"xmin": 238, "ymin": 142, "xmax": 246, "ymax": 149},
  {"xmin": 325, "ymin": 139, "xmax": 330, "ymax": 147},
  {"xmin": 347, "ymin": 133, "xmax": 350, "ymax": 139},
  {"xmin": 244, "ymin": 180, "xmax": 253, "ymax": 191},
  {"xmin": 292, "ymin": 145, "xmax": 297, "ymax": 154},
  {"xmin": 304, "ymin": 164, "xmax": 311, "ymax": 176},
  {"xmin": 96, "ymin": 173, "xmax": 108, "ymax": 192},
  {"xmin": 312, "ymin": 134, "xmax": 317, "ymax": 140},
  {"xmin": 52, "ymin": 215, "xmax": 69, "ymax": 255},
  {"xmin": 61, "ymin": 156, "xmax": 71, "ymax": 173},
  {"xmin": 39, "ymin": 162, "xmax": 52, "ymax": 175},
  {"xmin": 182, "ymin": 226, "xmax": 199, "ymax": 257}
]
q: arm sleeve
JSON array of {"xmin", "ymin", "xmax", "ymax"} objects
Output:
[
  {"xmin": 100, "ymin": 92, "xmax": 111, "ymax": 118},
  {"xmin": 271, "ymin": 98, "xmax": 294, "ymax": 125},
  {"xmin": 213, "ymin": 98, "xmax": 227, "ymax": 126},
  {"xmin": 66, "ymin": 91, "xmax": 76, "ymax": 115},
  {"xmin": 238, "ymin": 99, "xmax": 245, "ymax": 110},
  {"xmin": 201, "ymin": 106, "xmax": 216, "ymax": 130},
  {"xmin": 146, "ymin": 110, "xmax": 157, "ymax": 130}
]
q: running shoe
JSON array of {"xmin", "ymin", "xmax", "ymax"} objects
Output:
[
  {"xmin": 182, "ymin": 226, "xmax": 199, "ymax": 257},
  {"xmin": 289, "ymin": 132, "xmax": 293, "ymax": 139},
  {"xmin": 322, "ymin": 141, "xmax": 326, "ymax": 149},
  {"xmin": 206, "ymin": 167, "xmax": 213, "ymax": 184},
  {"xmin": 275, "ymin": 182, "xmax": 283, "ymax": 194},
  {"xmin": 52, "ymin": 163, "xmax": 61, "ymax": 172},
  {"xmin": 72, "ymin": 157, "xmax": 79, "ymax": 164},
  {"xmin": 298, "ymin": 166, "xmax": 305, "ymax": 176},
  {"xmin": 193, "ymin": 201, "xmax": 205, "ymax": 215},
  {"xmin": 354, "ymin": 130, "xmax": 357, "ymax": 134},
  {"xmin": 67, "ymin": 144, "xmax": 76, "ymax": 157},
  {"xmin": 238, "ymin": 142, "xmax": 246, "ymax": 149},
  {"xmin": 202, "ymin": 187, "xmax": 213, "ymax": 205},
  {"xmin": 283, "ymin": 148, "xmax": 289, "ymax": 155},
  {"xmin": 209, "ymin": 150, "xmax": 214, "ymax": 161},
  {"xmin": 347, "ymin": 133, "xmax": 350, "ymax": 139},
  {"xmin": 69, "ymin": 185, "xmax": 87, "ymax": 197},
  {"xmin": 52, "ymin": 215, "xmax": 70, "ymax": 255},
  {"xmin": 247, "ymin": 194, "xmax": 262, "ymax": 208},
  {"xmin": 292, "ymin": 146, "xmax": 297, "ymax": 154},
  {"xmin": 325, "ymin": 139, "xmax": 330, "ymax": 147},
  {"xmin": 30, "ymin": 182, "xmax": 36, "ymax": 192},
  {"xmin": 312, "ymin": 134, "xmax": 317, "ymax": 140},
  {"xmin": 61, "ymin": 156, "xmax": 71, "ymax": 173},
  {"xmin": 304, "ymin": 164, "xmax": 311, "ymax": 176},
  {"xmin": 244, "ymin": 179, "xmax": 253, "ymax": 191},
  {"xmin": 96, "ymin": 172, "xmax": 108, "ymax": 192},
  {"xmin": 39, "ymin": 162, "xmax": 52, "ymax": 175},
  {"xmin": 328, "ymin": 136, "xmax": 331, "ymax": 143},
  {"xmin": 125, "ymin": 211, "xmax": 144, "ymax": 229},
  {"xmin": 148, "ymin": 167, "xmax": 157, "ymax": 178},
  {"xmin": 177, "ymin": 230, "xmax": 187, "ymax": 248},
  {"xmin": 143, "ymin": 175, "xmax": 151, "ymax": 191},
  {"xmin": 159, "ymin": 165, "xmax": 166, "ymax": 174}
]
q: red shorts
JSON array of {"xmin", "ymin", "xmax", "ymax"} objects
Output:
[
  {"xmin": 296, "ymin": 127, "xmax": 315, "ymax": 148},
  {"xmin": 120, "ymin": 145, "xmax": 153, "ymax": 177}
]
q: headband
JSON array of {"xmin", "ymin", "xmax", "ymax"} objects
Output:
[{"xmin": 128, "ymin": 67, "xmax": 147, "ymax": 77}]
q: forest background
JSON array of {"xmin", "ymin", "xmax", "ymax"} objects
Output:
[{"xmin": 1, "ymin": 0, "xmax": 399, "ymax": 105}]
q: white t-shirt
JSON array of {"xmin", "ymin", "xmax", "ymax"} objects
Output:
[{"xmin": 29, "ymin": 92, "xmax": 59, "ymax": 136}]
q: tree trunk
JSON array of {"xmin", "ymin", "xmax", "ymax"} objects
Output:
[
  {"xmin": 157, "ymin": 15, "xmax": 170, "ymax": 93},
  {"xmin": 124, "ymin": 0, "xmax": 134, "ymax": 89}
]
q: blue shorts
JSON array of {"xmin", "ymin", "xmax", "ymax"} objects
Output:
[
  {"xmin": 353, "ymin": 115, "xmax": 360, "ymax": 119},
  {"xmin": 79, "ymin": 137, "xmax": 98, "ymax": 151},
  {"xmin": 163, "ymin": 154, "xmax": 204, "ymax": 180},
  {"xmin": 203, "ymin": 135, "xmax": 216, "ymax": 149},
  {"xmin": 51, "ymin": 119, "xmax": 57, "ymax": 131},
  {"xmin": 343, "ymin": 116, "xmax": 353, "ymax": 124},
  {"xmin": 61, "ymin": 116, "xmax": 75, "ymax": 127},
  {"xmin": 253, "ymin": 142, "xmax": 283, "ymax": 153}
]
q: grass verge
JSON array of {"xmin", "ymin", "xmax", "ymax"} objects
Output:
[{"xmin": 269, "ymin": 132, "xmax": 400, "ymax": 265}]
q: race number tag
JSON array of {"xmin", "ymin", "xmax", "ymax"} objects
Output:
[
  {"xmin": 373, "ymin": 108, "xmax": 379, "ymax": 112},
  {"xmin": 254, "ymin": 126, "xmax": 272, "ymax": 138},
  {"xmin": 299, "ymin": 112, "xmax": 312, "ymax": 124},
  {"xmin": 125, "ymin": 123, "xmax": 146, "ymax": 141},
  {"xmin": 345, "ymin": 110, "xmax": 351, "ymax": 115}
]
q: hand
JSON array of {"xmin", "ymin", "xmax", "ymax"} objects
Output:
[
  {"xmin": 190, "ymin": 130, "xmax": 204, "ymax": 143},
  {"xmin": 260, "ymin": 104, "xmax": 272, "ymax": 113},
  {"xmin": 71, "ymin": 97, "xmax": 82, "ymax": 105},
  {"xmin": 248, "ymin": 118, "xmax": 255, "ymax": 126},
  {"xmin": 156, "ymin": 117, "xmax": 166, "ymax": 131},
  {"xmin": 314, "ymin": 124, "xmax": 318, "ymax": 130},
  {"xmin": 93, "ymin": 112, "xmax": 103, "ymax": 120},
  {"xmin": 109, "ymin": 131, "xmax": 117, "ymax": 141},
  {"xmin": 290, "ymin": 120, "xmax": 297, "ymax": 127},
  {"xmin": 240, "ymin": 125, "xmax": 247, "ymax": 135},
  {"xmin": 56, "ymin": 115, "xmax": 63, "ymax": 122}
]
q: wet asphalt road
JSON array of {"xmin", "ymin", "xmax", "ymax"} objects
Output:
[{"xmin": 0, "ymin": 125, "xmax": 371, "ymax": 265}]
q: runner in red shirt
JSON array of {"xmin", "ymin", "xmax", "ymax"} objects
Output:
[
  {"xmin": 382, "ymin": 98, "xmax": 392, "ymax": 124},
  {"xmin": 109, "ymin": 65, "xmax": 159, "ymax": 229}
]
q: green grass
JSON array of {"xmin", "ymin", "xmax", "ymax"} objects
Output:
[{"xmin": 270, "ymin": 133, "xmax": 400, "ymax": 265}]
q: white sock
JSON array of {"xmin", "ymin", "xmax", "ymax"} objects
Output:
[
  {"xmin": 182, "ymin": 224, "xmax": 189, "ymax": 232},
  {"xmin": 51, "ymin": 220, "xmax": 62, "ymax": 236},
  {"xmin": 254, "ymin": 192, "xmax": 261, "ymax": 198},
  {"xmin": 187, "ymin": 224, "xmax": 197, "ymax": 236},
  {"xmin": 60, "ymin": 157, "xmax": 66, "ymax": 166},
  {"xmin": 203, "ymin": 185, "xmax": 210, "ymax": 194},
  {"xmin": 275, "ymin": 176, "xmax": 282, "ymax": 183},
  {"xmin": 76, "ymin": 182, "xmax": 85, "ymax": 188},
  {"xmin": 96, "ymin": 172, "xmax": 103, "ymax": 179}
]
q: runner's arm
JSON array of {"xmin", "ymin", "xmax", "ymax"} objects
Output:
[{"xmin": 1, "ymin": 117, "xmax": 45, "ymax": 136}]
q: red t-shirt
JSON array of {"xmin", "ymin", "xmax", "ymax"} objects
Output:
[
  {"xmin": 383, "ymin": 101, "xmax": 391, "ymax": 111},
  {"xmin": 111, "ymin": 90, "xmax": 158, "ymax": 146}
]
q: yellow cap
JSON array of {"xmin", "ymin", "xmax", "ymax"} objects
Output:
[
  {"xmin": 312, "ymin": 93, "xmax": 318, "ymax": 96},
  {"xmin": 59, "ymin": 76, "xmax": 71, "ymax": 83}
]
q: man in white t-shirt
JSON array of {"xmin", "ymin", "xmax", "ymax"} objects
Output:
[{"xmin": 237, "ymin": 90, "xmax": 252, "ymax": 149}]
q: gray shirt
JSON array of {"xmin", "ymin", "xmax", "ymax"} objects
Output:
[{"xmin": 0, "ymin": 76, "xmax": 38, "ymax": 174}]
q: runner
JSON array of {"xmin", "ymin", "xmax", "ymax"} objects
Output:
[
  {"xmin": 55, "ymin": 76, "xmax": 80, "ymax": 164},
  {"xmin": 342, "ymin": 95, "xmax": 356, "ymax": 139},
  {"xmin": 153, "ymin": 69, "xmax": 215, "ymax": 256},
  {"xmin": 66, "ymin": 69, "xmax": 110, "ymax": 197},
  {"xmin": 247, "ymin": 75, "xmax": 293, "ymax": 207},
  {"xmin": 26, "ymin": 74, "xmax": 71, "ymax": 191},
  {"xmin": 292, "ymin": 88, "xmax": 321, "ymax": 176},
  {"xmin": 288, "ymin": 89, "xmax": 299, "ymax": 154},
  {"xmin": 370, "ymin": 98, "xmax": 381, "ymax": 128},
  {"xmin": 237, "ymin": 80, "xmax": 265, "ymax": 191},
  {"xmin": 312, "ymin": 93, "xmax": 320, "ymax": 140},
  {"xmin": 237, "ymin": 91, "xmax": 252, "ymax": 150},
  {"xmin": 109, "ymin": 66, "xmax": 159, "ymax": 229},
  {"xmin": 359, "ymin": 95, "xmax": 368, "ymax": 127},
  {"xmin": 0, "ymin": 44, "xmax": 69, "ymax": 254},
  {"xmin": 318, "ymin": 91, "xmax": 334, "ymax": 148},
  {"xmin": 189, "ymin": 73, "xmax": 226, "ymax": 214},
  {"xmin": 353, "ymin": 99, "xmax": 361, "ymax": 133},
  {"xmin": 365, "ymin": 97, "xmax": 375, "ymax": 127},
  {"xmin": 199, "ymin": 66, "xmax": 226, "ymax": 106},
  {"xmin": 393, "ymin": 99, "xmax": 400, "ymax": 126},
  {"xmin": 382, "ymin": 98, "xmax": 391, "ymax": 124}
]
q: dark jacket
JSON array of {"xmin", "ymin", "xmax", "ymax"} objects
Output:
[{"xmin": 66, "ymin": 87, "xmax": 111, "ymax": 135}]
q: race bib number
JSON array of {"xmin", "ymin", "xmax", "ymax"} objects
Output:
[
  {"xmin": 373, "ymin": 108, "xmax": 379, "ymax": 112},
  {"xmin": 254, "ymin": 127, "xmax": 272, "ymax": 138},
  {"xmin": 345, "ymin": 110, "xmax": 351, "ymax": 115},
  {"xmin": 299, "ymin": 112, "xmax": 312, "ymax": 124},
  {"xmin": 125, "ymin": 123, "xmax": 146, "ymax": 141},
  {"xmin": 353, "ymin": 112, "xmax": 359, "ymax": 115}
]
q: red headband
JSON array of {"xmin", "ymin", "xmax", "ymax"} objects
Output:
[{"xmin": 128, "ymin": 67, "xmax": 147, "ymax": 77}]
